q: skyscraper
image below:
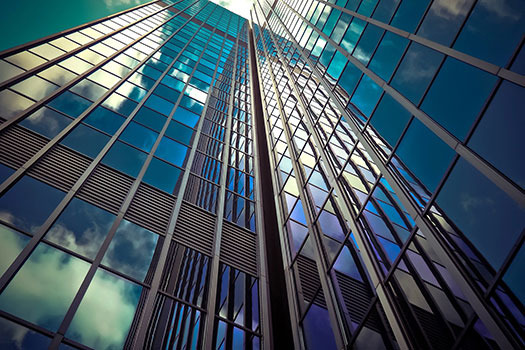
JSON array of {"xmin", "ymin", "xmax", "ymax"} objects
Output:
[{"xmin": 0, "ymin": 0, "xmax": 523, "ymax": 349}]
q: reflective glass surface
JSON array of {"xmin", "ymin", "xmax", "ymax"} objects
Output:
[
  {"xmin": 61, "ymin": 124, "xmax": 110, "ymax": 158},
  {"xmin": 0, "ymin": 224, "xmax": 30, "ymax": 276},
  {"xmin": 83, "ymin": 106, "xmax": 126, "ymax": 135},
  {"xmin": 102, "ymin": 141, "xmax": 147, "ymax": 177},
  {"xmin": 0, "ymin": 242, "xmax": 90, "ymax": 331},
  {"xmin": 155, "ymin": 137, "xmax": 188, "ymax": 167},
  {"xmin": 0, "ymin": 317, "xmax": 51, "ymax": 349},
  {"xmin": 20, "ymin": 107, "xmax": 72, "ymax": 139},
  {"xmin": 143, "ymin": 157, "xmax": 182, "ymax": 193}
]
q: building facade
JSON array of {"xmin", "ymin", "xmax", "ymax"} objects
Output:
[{"xmin": 0, "ymin": 0, "xmax": 523, "ymax": 349}]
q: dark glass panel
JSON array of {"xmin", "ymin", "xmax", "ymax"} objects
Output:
[
  {"xmin": 179, "ymin": 95, "xmax": 204, "ymax": 116},
  {"xmin": 390, "ymin": 0, "xmax": 430, "ymax": 33},
  {"xmin": 396, "ymin": 118, "xmax": 454, "ymax": 191},
  {"xmin": 503, "ymin": 244, "xmax": 525, "ymax": 305},
  {"xmin": 369, "ymin": 93, "xmax": 411, "ymax": 147},
  {"xmin": 143, "ymin": 157, "xmax": 182, "ymax": 193},
  {"xmin": 421, "ymin": 57, "xmax": 496, "ymax": 140},
  {"xmin": 102, "ymin": 219, "xmax": 159, "ymax": 282},
  {"xmin": 0, "ymin": 316, "xmax": 51, "ymax": 349},
  {"xmin": 155, "ymin": 137, "xmax": 188, "ymax": 167},
  {"xmin": 350, "ymin": 75, "xmax": 382, "ymax": 119},
  {"xmin": 368, "ymin": 31, "xmax": 409, "ymax": 82},
  {"xmin": 145, "ymin": 94, "xmax": 174, "ymax": 116},
  {"xmin": 119, "ymin": 121, "xmax": 158, "ymax": 152},
  {"xmin": 61, "ymin": 124, "xmax": 110, "ymax": 158},
  {"xmin": 391, "ymin": 43, "xmax": 443, "ymax": 105},
  {"xmin": 83, "ymin": 106, "xmax": 126, "ymax": 135},
  {"xmin": 302, "ymin": 303, "xmax": 337, "ymax": 350},
  {"xmin": 0, "ymin": 163, "xmax": 14, "ymax": 184},
  {"xmin": 353, "ymin": 25, "xmax": 384, "ymax": 66},
  {"xmin": 133, "ymin": 106, "xmax": 167, "ymax": 132},
  {"xmin": 20, "ymin": 106, "xmax": 72, "ymax": 139},
  {"xmin": 338, "ymin": 61, "xmax": 361, "ymax": 96},
  {"xmin": 468, "ymin": 81, "xmax": 525, "ymax": 188},
  {"xmin": 436, "ymin": 159, "xmax": 525, "ymax": 269},
  {"xmin": 166, "ymin": 120, "xmax": 194, "ymax": 145},
  {"xmin": 48, "ymin": 91, "xmax": 92, "ymax": 118},
  {"xmin": 0, "ymin": 242, "xmax": 89, "ymax": 331},
  {"xmin": 417, "ymin": 0, "xmax": 474, "ymax": 46},
  {"xmin": 46, "ymin": 198, "xmax": 115, "ymax": 259},
  {"xmin": 102, "ymin": 141, "xmax": 147, "ymax": 177},
  {"xmin": 372, "ymin": 0, "xmax": 400, "ymax": 23},
  {"xmin": 0, "ymin": 175, "xmax": 64, "ymax": 234},
  {"xmin": 454, "ymin": 0, "xmax": 525, "ymax": 66},
  {"xmin": 66, "ymin": 269, "xmax": 142, "ymax": 349}
]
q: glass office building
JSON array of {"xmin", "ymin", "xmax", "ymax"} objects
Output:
[{"xmin": 0, "ymin": 0, "xmax": 523, "ymax": 349}]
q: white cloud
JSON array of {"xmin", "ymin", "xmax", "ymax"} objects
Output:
[{"xmin": 210, "ymin": 0, "xmax": 254, "ymax": 19}]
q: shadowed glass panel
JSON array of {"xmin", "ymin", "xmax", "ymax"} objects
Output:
[
  {"xmin": 48, "ymin": 91, "xmax": 92, "ymax": 118},
  {"xmin": 155, "ymin": 137, "xmax": 189, "ymax": 167},
  {"xmin": 0, "ymin": 316, "xmax": 51, "ymax": 349},
  {"xmin": 61, "ymin": 124, "xmax": 110, "ymax": 158},
  {"xmin": 102, "ymin": 141, "xmax": 147, "ymax": 177},
  {"xmin": 20, "ymin": 106, "xmax": 72, "ymax": 139},
  {"xmin": 83, "ymin": 106, "xmax": 126, "ymax": 135},
  {"xmin": 119, "ymin": 121, "xmax": 158, "ymax": 152}
]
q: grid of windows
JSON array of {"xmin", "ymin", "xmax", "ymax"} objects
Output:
[{"xmin": 253, "ymin": 0, "xmax": 524, "ymax": 349}]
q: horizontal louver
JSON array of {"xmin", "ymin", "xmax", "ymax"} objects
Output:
[
  {"xmin": 173, "ymin": 201, "xmax": 216, "ymax": 255},
  {"xmin": 220, "ymin": 221, "xmax": 258, "ymax": 276}
]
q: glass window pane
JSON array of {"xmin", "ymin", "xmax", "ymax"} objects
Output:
[
  {"xmin": 143, "ymin": 157, "xmax": 182, "ymax": 193},
  {"xmin": 119, "ymin": 122, "xmax": 158, "ymax": 152},
  {"xmin": 145, "ymin": 94, "xmax": 174, "ymax": 116},
  {"xmin": 0, "ymin": 224, "xmax": 30, "ymax": 276},
  {"xmin": 421, "ymin": 57, "xmax": 496, "ymax": 140},
  {"xmin": 350, "ymin": 75, "xmax": 382, "ymax": 119},
  {"xmin": 503, "ymin": 244, "xmax": 525, "ymax": 305},
  {"xmin": 468, "ymin": 81, "xmax": 525, "ymax": 188},
  {"xmin": 368, "ymin": 32, "xmax": 409, "ymax": 82},
  {"xmin": 20, "ymin": 106, "xmax": 72, "ymax": 139},
  {"xmin": 396, "ymin": 119, "xmax": 454, "ymax": 191},
  {"xmin": 48, "ymin": 91, "xmax": 92, "ymax": 118},
  {"xmin": 102, "ymin": 93, "xmax": 138, "ymax": 116},
  {"xmin": 83, "ymin": 106, "xmax": 126, "ymax": 135},
  {"xmin": 436, "ymin": 159, "xmax": 525, "ymax": 269},
  {"xmin": 391, "ymin": 43, "xmax": 443, "ymax": 105},
  {"xmin": 66, "ymin": 269, "xmax": 142, "ymax": 350},
  {"xmin": 133, "ymin": 106, "xmax": 167, "ymax": 132},
  {"xmin": 172, "ymin": 106, "xmax": 200, "ymax": 128},
  {"xmin": 369, "ymin": 94, "xmax": 411, "ymax": 147},
  {"xmin": 102, "ymin": 141, "xmax": 147, "ymax": 177},
  {"xmin": 165, "ymin": 120, "xmax": 194, "ymax": 145},
  {"xmin": 70, "ymin": 79, "xmax": 108, "ymax": 102},
  {"xmin": 0, "ymin": 316, "xmax": 51, "ymax": 348},
  {"xmin": 61, "ymin": 124, "xmax": 110, "ymax": 158},
  {"xmin": 0, "ymin": 90, "xmax": 33, "ymax": 120},
  {"xmin": 0, "ymin": 243, "xmax": 90, "ymax": 331},
  {"xmin": 155, "ymin": 137, "xmax": 188, "ymax": 167},
  {"xmin": 12, "ymin": 75, "xmax": 59, "ymax": 101},
  {"xmin": 46, "ymin": 198, "xmax": 116, "ymax": 259},
  {"xmin": 353, "ymin": 25, "xmax": 384, "ymax": 66},
  {"xmin": 0, "ymin": 60, "xmax": 24, "ymax": 83},
  {"xmin": 0, "ymin": 163, "xmax": 14, "ymax": 184},
  {"xmin": 390, "ymin": 0, "xmax": 430, "ymax": 33},
  {"xmin": 102, "ymin": 219, "xmax": 160, "ymax": 282},
  {"xmin": 0, "ymin": 175, "xmax": 64, "ymax": 234},
  {"xmin": 302, "ymin": 303, "xmax": 337, "ymax": 350},
  {"xmin": 38, "ymin": 65, "xmax": 76, "ymax": 86}
]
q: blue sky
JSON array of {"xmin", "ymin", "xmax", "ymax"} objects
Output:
[{"xmin": 0, "ymin": 0, "xmax": 151, "ymax": 52}]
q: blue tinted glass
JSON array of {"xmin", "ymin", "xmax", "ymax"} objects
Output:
[
  {"xmin": 353, "ymin": 25, "xmax": 384, "ymax": 66},
  {"xmin": 0, "ymin": 316, "xmax": 51, "ymax": 349},
  {"xmin": 61, "ymin": 124, "xmax": 110, "ymax": 158},
  {"xmin": 391, "ymin": 0, "xmax": 430, "ymax": 33},
  {"xmin": 369, "ymin": 94, "xmax": 411, "ymax": 147},
  {"xmin": 155, "ymin": 137, "xmax": 188, "ymax": 167},
  {"xmin": 372, "ymin": 0, "xmax": 400, "ymax": 22},
  {"xmin": 436, "ymin": 159, "xmax": 525, "ymax": 269},
  {"xmin": 133, "ymin": 106, "xmax": 167, "ymax": 132},
  {"xmin": 510, "ymin": 44, "xmax": 525, "ymax": 75},
  {"xmin": 327, "ymin": 51, "xmax": 346, "ymax": 80},
  {"xmin": 341, "ymin": 18, "xmax": 366, "ymax": 53},
  {"xmin": 391, "ymin": 43, "xmax": 443, "ymax": 105},
  {"xmin": 0, "ymin": 242, "xmax": 89, "ymax": 331},
  {"xmin": 338, "ymin": 62, "xmax": 362, "ymax": 96},
  {"xmin": 179, "ymin": 95, "xmax": 203, "ymax": 115},
  {"xmin": 350, "ymin": 75, "xmax": 382, "ymax": 119},
  {"xmin": 417, "ymin": 0, "xmax": 474, "ymax": 46},
  {"xmin": 396, "ymin": 119, "xmax": 454, "ymax": 191},
  {"xmin": 454, "ymin": 0, "xmax": 524, "ymax": 66},
  {"xmin": 0, "ymin": 175, "xmax": 64, "ymax": 234},
  {"xmin": 153, "ymin": 84, "xmax": 180, "ymax": 102},
  {"xmin": 503, "ymin": 244, "xmax": 525, "ymax": 305},
  {"xmin": 173, "ymin": 106, "xmax": 200, "ymax": 128},
  {"xmin": 102, "ymin": 141, "xmax": 147, "ymax": 177},
  {"xmin": 331, "ymin": 13, "xmax": 352, "ymax": 44},
  {"xmin": 357, "ymin": 0, "xmax": 378, "ymax": 17},
  {"xmin": 119, "ymin": 122, "xmax": 158, "ymax": 152},
  {"xmin": 46, "ymin": 198, "xmax": 115, "ymax": 259},
  {"xmin": 20, "ymin": 107, "xmax": 72, "ymax": 139},
  {"xmin": 48, "ymin": 91, "xmax": 91, "ymax": 118},
  {"xmin": 469, "ymin": 81, "xmax": 525, "ymax": 188},
  {"xmin": 102, "ymin": 219, "xmax": 159, "ymax": 282},
  {"xmin": 368, "ymin": 32, "xmax": 409, "ymax": 82},
  {"xmin": 421, "ymin": 58, "xmax": 496, "ymax": 140},
  {"xmin": 302, "ymin": 304, "xmax": 337, "ymax": 350},
  {"xmin": 145, "ymin": 94, "xmax": 174, "ymax": 116},
  {"xmin": 83, "ymin": 106, "xmax": 126, "ymax": 135},
  {"xmin": 166, "ymin": 120, "xmax": 194, "ymax": 145},
  {"xmin": 143, "ymin": 157, "xmax": 182, "ymax": 193},
  {"xmin": 102, "ymin": 93, "xmax": 138, "ymax": 116},
  {"xmin": 0, "ymin": 163, "xmax": 14, "ymax": 184}
]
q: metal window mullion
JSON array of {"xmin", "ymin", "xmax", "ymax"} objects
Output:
[
  {"xmin": 253, "ymin": 5, "xmax": 349, "ymax": 348},
  {"xmin": 0, "ymin": 0, "xmax": 199, "ymax": 157},
  {"xmin": 0, "ymin": 0, "xmax": 204, "ymax": 298},
  {"xmin": 313, "ymin": 0, "xmax": 525, "ymax": 87},
  {"xmin": 202, "ymin": 29, "xmax": 242, "ymax": 349},
  {"xmin": 0, "ymin": 0, "xmax": 181, "ymax": 91},
  {"xmin": 269, "ymin": 1, "xmax": 520, "ymax": 348},
  {"xmin": 44, "ymin": 4, "xmax": 218, "ymax": 348},
  {"xmin": 250, "ymin": 20, "xmax": 304, "ymax": 349},
  {"xmin": 287, "ymin": 0, "xmax": 525, "ymax": 206}
]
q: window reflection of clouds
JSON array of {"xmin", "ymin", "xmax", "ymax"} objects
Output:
[
  {"xmin": 0, "ymin": 317, "xmax": 51, "ymax": 349},
  {"xmin": 0, "ymin": 242, "xmax": 89, "ymax": 331},
  {"xmin": 0, "ymin": 224, "xmax": 30, "ymax": 276},
  {"xmin": 20, "ymin": 106, "xmax": 73, "ymax": 139},
  {"xmin": 66, "ymin": 269, "xmax": 142, "ymax": 350}
]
